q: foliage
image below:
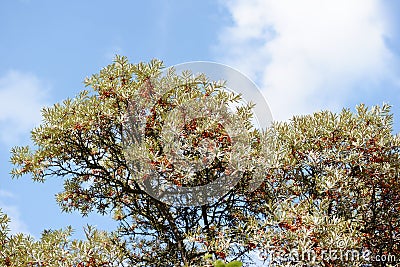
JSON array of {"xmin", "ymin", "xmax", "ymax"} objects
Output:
[
  {"xmin": 247, "ymin": 104, "xmax": 400, "ymax": 266},
  {"xmin": 0, "ymin": 209, "xmax": 132, "ymax": 266},
  {"xmin": 9, "ymin": 55, "xmax": 400, "ymax": 266},
  {"xmin": 10, "ymin": 56, "xmax": 258, "ymax": 266},
  {"xmin": 213, "ymin": 259, "xmax": 243, "ymax": 267}
]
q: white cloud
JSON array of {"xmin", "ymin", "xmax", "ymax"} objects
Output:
[
  {"xmin": 0, "ymin": 205, "xmax": 30, "ymax": 235},
  {"xmin": 216, "ymin": 0, "xmax": 396, "ymax": 121},
  {"xmin": 0, "ymin": 71, "xmax": 49, "ymax": 145},
  {"xmin": 0, "ymin": 190, "xmax": 30, "ymax": 235},
  {"xmin": 0, "ymin": 189, "xmax": 14, "ymax": 198},
  {"xmin": 104, "ymin": 45, "xmax": 124, "ymax": 61}
]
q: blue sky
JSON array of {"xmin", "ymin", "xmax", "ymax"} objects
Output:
[{"xmin": 1, "ymin": 0, "xmax": 400, "ymax": 239}]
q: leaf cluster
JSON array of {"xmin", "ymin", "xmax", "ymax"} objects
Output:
[{"xmin": 8, "ymin": 56, "xmax": 400, "ymax": 266}]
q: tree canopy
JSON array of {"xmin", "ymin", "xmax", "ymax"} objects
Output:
[
  {"xmin": 6, "ymin": 56, "xmax": 400, "ymax": 266},
  {"xmin": 0, "ymin": 209, "xmax": 131, "ymax": 266}
]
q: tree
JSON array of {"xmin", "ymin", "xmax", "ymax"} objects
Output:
[
  {"xmin": 0, "ymin": 209, "xmax": 132, "ymax": 266},
  {"xmin": 10, "ymin": 56, "xmax": 259, "ymax": 266},
  {"xmin": 247, "ymin": 104, "xmax": 400, "ymax": 266},
  {"xmin": 9, "ymin": 55, "xmax": 400, "ymax": 266}
]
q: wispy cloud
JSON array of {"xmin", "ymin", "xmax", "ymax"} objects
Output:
[
  {"xmin": 104, "ymin": 45, "xmax": 125, "ymax": 61},
  {"xmin": 0, "ymin": 190, "xmax": 30, "ymax": 235},
  {"xmin": 0, "ymin": 189, "xmax": 14, "ymax": 198},
  {"xmin": 0, "ymin": 70, "xmax": 49, "ymax": 145},
  {"xmin": 216, "ymin": 0, "xmax": 397, "ymax": 121}
]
